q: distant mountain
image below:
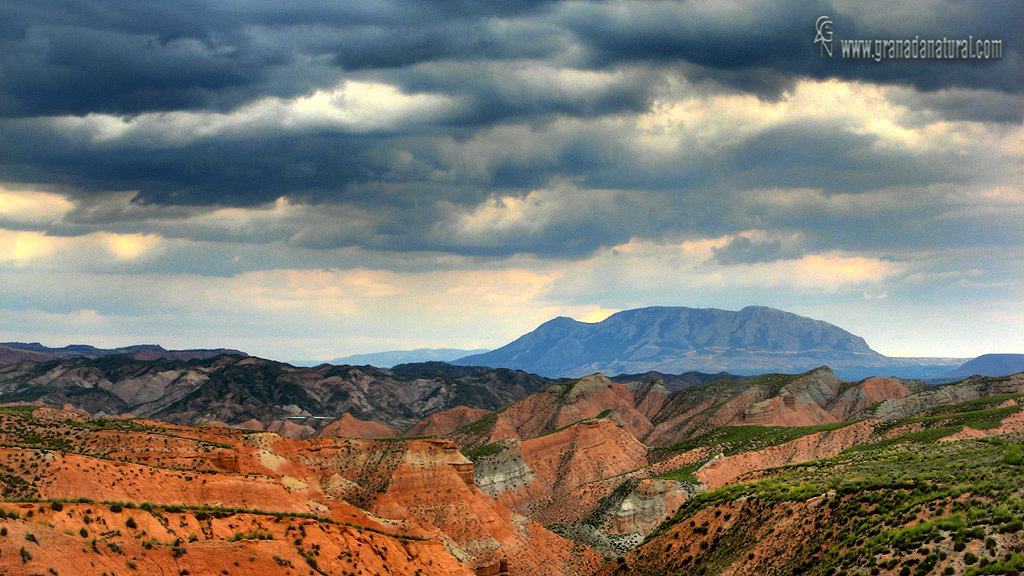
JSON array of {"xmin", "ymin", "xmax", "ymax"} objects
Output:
[
  {"xmin": 326, "ymin": 348, "xmax": 489, "ymax": 368},
  {"xmin": 456, "ymin": 306, "xmax": 936, "ymax": 378},
  {"xmin": 0, "ymin": 344, "xmax": 62, "ymax": 365},
  {"xmin": 944, "ymin": 353, "xmax": 1024, "ymax": 378},
  {"xmin": 0, "ymin": 342, "xmax": 246, "ymax": 364}
]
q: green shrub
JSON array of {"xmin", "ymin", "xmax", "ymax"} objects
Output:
[
  {"xmin": 228, "ymin": 530, "xmax": 273, "ymax": 542},
  {"xmin": 1001, "ymin": 519, "xmax": 1024, "ymax": 533}
]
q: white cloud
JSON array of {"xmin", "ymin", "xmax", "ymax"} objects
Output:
[
  {"xmin": 0, "ymin": 228, "xmax": 164, "ymax": 269},
  {"xmin": 0, "ymin": 186, "xmax": 75, "ymax": 226},
  {"xmin": 636, "ymin": 78, "xmax": 953, "ymax": 156},
  {"xmin": 438, "ymin": 179, "xmax": 629, "ymax": 242},
  {"xmin": 35, "ymin": 81, "xmax": 459, "ymax": 146},
  {"xmin": 96, "ymin": 232, "xmax": 163, "ymax": 260},
  {"xmin": 547, "ymin": 235, "xmax": 904, "ymax": 302},
  {"xmin": 0, "ymin": 229, "xmax": 61, "ymax": 264}
]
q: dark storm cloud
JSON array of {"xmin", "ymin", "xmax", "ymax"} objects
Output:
[
  {"xmin": 5, "ymin": 0, "xmax": 1017, "ymax": 118},
  {"xmin": 329, "ymin": 20, "xmax": 565, "ymax": 70},
  {"xmin": 559, "ymin": 0, "xmax": 1024, "ymax": 97},
  {"xmin": 726, "ymin": 121, "xmax": 961, "ymax": 192},
  {"xmin": 0, "ymin": 101, "xmax": 996, "ymax": 260},
  {"xmin": 891, "ymin": 89, "xmax": 1024, "ymax": 124},
  {"xmin": 0, "ymin": 0, "xmax": 1020, "ymax": 263},
  {"xmin": 386, "ymin": 61, "xmax": 660, "ymax": 128},
  {"xmin": 0, "ymin": 0, "xmax": 566, "ymax": 117},
  {"xmin": 0, "ymin": 122, "xmax": 380, "ymax": 205},
  {"xmin": 0, "ymin": 1, "xmax": 270, "ymax": 116}
]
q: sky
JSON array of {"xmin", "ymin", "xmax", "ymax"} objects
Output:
[{"xmin": 0, "ymin": 0, "xmax": 1021, "ymax": 362}]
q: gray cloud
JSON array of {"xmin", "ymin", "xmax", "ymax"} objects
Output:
[
  {"xmin": 890, "ymin": 88, "xmax": 1024, "ymax": 123},
  {"xmin": 0, "ymin": 0, "xmax": 1020, "ymax": 264},
  {"xmin": 712, "ymin": 237, "xmax": 787, "ymax": 265},
  {"xmin": 559, "ymin": 0, "xmax": 1024, "ymax": 96}
]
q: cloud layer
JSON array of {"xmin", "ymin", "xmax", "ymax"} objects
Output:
[{"xmin": 0, "ymin": 0, "xmax": 1021, "ymax": 359}]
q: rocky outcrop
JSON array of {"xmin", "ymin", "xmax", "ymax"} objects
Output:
[
  {"xmin": 455, "ymin": 374, "xmax": 657, "ymax": 448},
  {"xmin": 608, "ymin": 478, "xmax": 693, "ymax": 535},
  {"xmin": 473, "ymin": 439, "xmax": 544, "ymax": 510},
  {"xmin": 0, "ymin": 502, "xmax": 476, "ymax": 576},
  {"xmin": 472, "ymin": 418, "xmax": 649, "ymax": 522},
  {"xmin": 338, "ymin": 437, "xmax": 602, "ymax": 576},
  {"xmin": 860, "ymin": 373, "xmax": 1024, "ymax": 421},
  {"xmin": 546, "ymin": 477, "xmax": 703, "ymax": 559},
  {"xmin": 0, "ymin": 406, "xmax": 600, "ymax": 576},
  {"xmin": 405, "ymin": 405, "xmax": 491, "ymax": 436},
  {"xmin": 612, "ymin": 370, "xmax": 751, "ymax": 392},
  {"xmin": 0, "ymin": 344, "xmax": 61, "ymax": 365},
  {"xmin": 318, "ymin": 412, "xmax": 396, "ymax": 438},
  {"xmin": 644, "ymin": 368, "xmax": 923, "ymax": 446}
]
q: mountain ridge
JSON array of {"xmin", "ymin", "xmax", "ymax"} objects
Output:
[
  {"xmin": 457, "ymin": 305, "xmax": 919, "ymax": 377},
  {"xmin": 0, "ymin": 341, "xmax": 247, "ymax": 362},
  {"xmin": 0, "ymin": 354, "xmax": 557, "ymax": 432},
  {"xmin": 944, "ymin": 353, "xmax": 1024, "ymax": 378}
]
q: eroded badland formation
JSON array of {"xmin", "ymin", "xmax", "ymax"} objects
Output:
[{"xmin": 1, "ymin": 348, "xmax": 1024, "ymax": 575}]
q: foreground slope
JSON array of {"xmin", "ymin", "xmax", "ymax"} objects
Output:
[
  {"xmin": 599, "ymin": 392, "xmax": 1024, "ymax": 576},
  {"xmin": 449, "ymin": 370, "xmax": 1023, "ymax": 560},
  {"xmin": 0, "ymin": 404, "xmax": 600, "ymax": 576}
]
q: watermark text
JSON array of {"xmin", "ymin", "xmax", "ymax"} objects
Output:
[{"xmin": 815, "ymin": 17, "xmax": 1003, "ymax": 62}]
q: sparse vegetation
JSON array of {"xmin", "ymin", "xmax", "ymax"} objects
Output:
[
  {"xmin": 453, "ymin": 410, "xmax": 501, "ymax": 437},
  {"xmin": 635, "ymin": 400, "xmax": 1024, "ymax": 576},
  {"xmin": 0, "ymin": 361, "xmax": 1018, "ymax": 576},
  {"xmin": 654, "ymin": 422, "xmax": 853, "ymax": 459},
  {"xmin": 463, "ymin": 442, "xmax": 504, "ymax": 461}
]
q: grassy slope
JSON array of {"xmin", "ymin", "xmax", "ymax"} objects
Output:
[{"xmin": 608, "ymin": 397, "xmax": 1024, "ymax": 576}]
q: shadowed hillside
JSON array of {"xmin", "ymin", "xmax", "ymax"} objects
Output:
[{"xmin": 0, "ymin": 356, "xmax": 554, "ymax": 432}]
